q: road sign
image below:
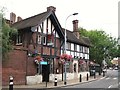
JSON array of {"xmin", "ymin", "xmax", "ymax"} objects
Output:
[{"xmin": 40, "ymin": 61, "xmax": 47, "ymax": 65}]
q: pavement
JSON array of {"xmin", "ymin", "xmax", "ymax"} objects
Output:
[{"xmin": 2, "ymin": 73, "xmax": 105, "ymax": 89}]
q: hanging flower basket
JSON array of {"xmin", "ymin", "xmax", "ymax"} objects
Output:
[
  {"xmin": 60, "ymin": 54, "xmax": 72, "ymax": 61},
  {"xmin": 34, "ymin": 55, "xmax": 43, "ymax": 65}
]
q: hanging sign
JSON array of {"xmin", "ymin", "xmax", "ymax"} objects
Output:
[{"xmin": 40, "ymin": 61, "xmax": 48, "ymax": 65}]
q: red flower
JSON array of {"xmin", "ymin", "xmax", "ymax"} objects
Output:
[
  {"xmin": 68, "ymin": 55, "xmax": 72, "ymax": 61},
  {"xmin": 34, "ymin": 56, "xmax": 43, "ymax": 62},
  {"xmin": 60, "ymin": 54, "xmax": 72, "ymax": 61}
]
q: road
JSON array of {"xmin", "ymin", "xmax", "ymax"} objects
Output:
[{"xmin": 62, "ymin": 69, "xmax": 119, "ymax": 89}]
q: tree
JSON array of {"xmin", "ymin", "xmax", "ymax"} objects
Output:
[
  {"xmin": 1, "ymin": 14, "xmax": 17, "ymax": 60},
  {"xmin": 79, "ymin": 28, "xmax": 118, "ymax": 66},
  {"xmin": 117, "ymin": 36, "xmax": 120, "ymax": 57}
]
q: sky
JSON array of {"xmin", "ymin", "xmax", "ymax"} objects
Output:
[{"xmin": 0, "ymin": 0, "xmax": 119, "ymax": 38}]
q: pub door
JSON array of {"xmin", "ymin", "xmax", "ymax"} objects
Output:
[{"xmin": 42, "ymin": 64, "xmax": 50, "ymax": 82}]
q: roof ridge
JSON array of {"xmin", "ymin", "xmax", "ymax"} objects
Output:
[{"xmin": 12, "ymin": 11, "xmax": 48, "ymax": 25}]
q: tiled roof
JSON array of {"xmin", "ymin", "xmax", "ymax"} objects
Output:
[
  {"xmin": 62, "ymin": 29, "xmax": 91, "ymax": 47},
  {"xmin": 11, "ymin": 11, "xmax": 51, "ymax": 29},
  {"xmin": 81, "ymin": 36, "xmax": 91, "ymax": 46}
]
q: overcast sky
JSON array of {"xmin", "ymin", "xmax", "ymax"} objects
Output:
[{"xmin": 0, "ymin": 0, "xmax": 119, "ymax": 38}]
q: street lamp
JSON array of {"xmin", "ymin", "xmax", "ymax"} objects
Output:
[{"xmin": 64, "ymin": 13, "xmax": 78, "ymax": 85}]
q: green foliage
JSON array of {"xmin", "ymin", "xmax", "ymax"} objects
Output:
[
  {"xmin": 79, "ymin": 27, "xmax": 118, "ymax": 66},
  {"xmin": 2, "ymin": 18, "xmax": 17, "ymax": 59},
  {"xmin": 117, "ymin": 45, "xmax": 120, "ymax": 57}
]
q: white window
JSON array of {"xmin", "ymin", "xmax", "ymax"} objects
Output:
[
  {"xmin": 77, "ymin": 53, "xmax": 79, "ymax": 57},
  {"xmin": 71, "ymin": 52, "xmax": 74, "ymax": 57},
  {"xmin": 85, "ymin": 54, "xmax": 87, "ymax": 59},
  {"xmin": 83, "ymin": 54, "xmax": 85, "ymax": 58},
  {"xmin": 83, "ymin": 47, "xmax": 85, "ymax": 53},
  {"xmin": 88, "ymin": 54, "xmax": 89, "ymax": 59},
  {"xmin": 84, "ymin": 47, "xmax": 88, "ymax": 53},
  {"xmin": 38, "ymin": 35, "xmax": 41, "ymax": 44},
  {"xmin": 71, "ymin": 43, "xmax": 74, "ymax": 50},
  {"xmin": 66, "ymin": 42, "xmax": 71, "ymax": 50},
  {"xmin": 79, "ymin": 46, "xmax": 83, "ymax": 52},
  {"xmin": 80, "ymin": 53, "xmax": 83, "ymax": 58},
  {"xmin": 41, "ymin": 36, "xmax": 46, "ymax": 45},
  {"xmin": 74, "ymin": 44, "xmax": 77, "ymax": 51},
  {"xmin": 77, "ymin": 45, "xmax": 79, "ymax": 52},
  {"xmin": 75, "ymin": 52, "xmax": 77, "ymax": 56},
  {"xmin": 88, "ymin": 48, "xmax": 89, "ymax": 53},
  {"xmin": 66, "ymin": 51, "xmax": 70, "ymax": 55}
]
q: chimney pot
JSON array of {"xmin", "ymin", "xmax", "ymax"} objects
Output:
[
  {"xmin": 17, "ymin": 16, "xmax": 22, "ymax": 22},
  {"xmin": 47, "ymin": 6, "xmax": 56, "ymax": 12},
  {"xmin": 73, "ymin": 20, "xmax": 78, "ymax": 24},
  {"xmin": 10, "ymin": 12, "xmax": 16, "ymax": 24},
  {"xmin": 73, "ymin": 20, "xmax": 79, "ymax": 39}
]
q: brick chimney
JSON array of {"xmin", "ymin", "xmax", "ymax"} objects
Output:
[
  {"xmin": 73, "ymin": 20, "xmax": 79, "ymax": 39},
  {"xmin": 47, "ymin": 6, "xmax": 56, "ymax": 12},
  {"xmin": 10, "ymin": 12, "xmax": 16, "ymax": 24},
  {"xmin": 17, "ymin": 16, "xmax": 22, "ymax": 22}
]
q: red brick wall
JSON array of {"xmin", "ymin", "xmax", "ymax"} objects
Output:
[
  {"xmin": 2, "ymin": 30, "xmax": 63, "ymax": 85},
  {"xmin": 2, "ymin": 50, "xmax": 27, "ymax": 86},
  {"xmin": 26, "ymin": 57, "xmax": 38, "ymax": 76}
]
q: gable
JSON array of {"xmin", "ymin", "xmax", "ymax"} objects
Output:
[
  {"xmin": 12, "ymin": 10, "xmax": 64, "ymax": 39},
  {"xmin": 30, "ymin": 15, "xmax": 62, "ymax": 39}
]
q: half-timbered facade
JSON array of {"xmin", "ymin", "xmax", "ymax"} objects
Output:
[
  {"xmin": 57, "ymin": 20, "xmax": 91, "ymax": 79},
  {"xmin": 2, "ymin": 6, "xmax": 91, "ymax": 85}
]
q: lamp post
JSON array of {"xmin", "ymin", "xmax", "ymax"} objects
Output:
[{"xmin": 64, "ymin": 13, "xmax": 78, "ymax": 85}]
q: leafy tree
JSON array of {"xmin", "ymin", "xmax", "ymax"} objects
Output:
[
  {"xmin": 1, "ymin": 13, "xmax": 17, "ymax": 59},
  {"xmin": 79, "ymin": 28, "xmax": 118, "ymax": 66}
]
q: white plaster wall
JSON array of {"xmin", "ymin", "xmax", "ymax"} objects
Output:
[
  {"xmin": 66, "ymin": 73, "xmax": 74, "ymax": 80},
  {"xmin": 49, "ymin": 73, "xmax": 74, "ymax": 82},
  {"xmin": 26, "ymin": 72, "xmax": 89, "ymax": 85},
  {"xmin": 78, "ymin": 72, "xmax": 90, "ymax": 78},
  {"xmin": 49, "ymin": 74, "xmax": 62, "ymax": 82},
  {"xmin": 26, "ymin": 75, "xmax": 42, "ymax": 85}
]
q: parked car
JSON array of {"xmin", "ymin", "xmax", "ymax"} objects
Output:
[
  {"xmin": 89, "ymin": 64, "xmax": 101, "ymax": 76},
  {"xmin": 109, "ymin": 67, "xmax": 113, "ymax": 70},
  {"xmin": 114, "ymin": 67, "xmax": 118, "ymax": 70}
]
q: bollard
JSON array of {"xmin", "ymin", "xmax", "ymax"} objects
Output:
[
  {"xmin": 94, "ymin": 72, "xmax": 96, "ymax": 79},
  {"xmin": 79, "ymin": 74, "xmax": 82, "ymax": 82},
  {"xmin": 103, "ymin": 71, "xmax": 105, "ymax": 77},
  {"xmin": 9, "ymin": 76, "xmax": 13, "ymax": 90},
  {"xmin": 54, "ymin": 76, "xmax": 57, "ymax": 86},
  {"xmin": 99, "ymin": 71, "xmax": 101, "ymax": 75},
  {"xmin": 87, "ymin": 73, "xmax": 89, "ymax": 81}
]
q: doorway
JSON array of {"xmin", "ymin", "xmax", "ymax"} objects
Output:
[{"xmin": 42, "ymin": 64, "xmax": 50, "ymax": 82}]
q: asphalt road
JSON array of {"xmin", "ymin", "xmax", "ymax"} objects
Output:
[{"xmin": 62, "ymin": 69, "xmax": 119, "ymax": 89}]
